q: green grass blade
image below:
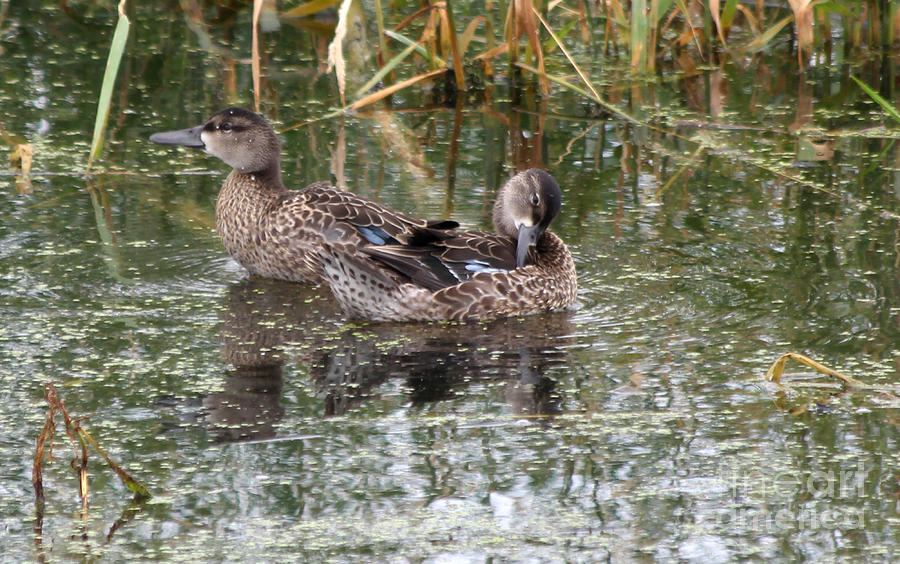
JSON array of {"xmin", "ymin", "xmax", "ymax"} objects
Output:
[
  {"xmin": 78, "ymin": 426, "xmax": 151, "ymax": 500},
  {"xmin": 542, "ymin": 18, "xmax": 577, "ymax": 53},
  {"xmin": 373, "ymin": 0, "xmax": 391, "ymax": 68},
  {"xmin": 630, "ymin": 0, "xmax": 648, "ymax": 72},
  {"xmin": 282, "ymin": 0, "xmax": 341, "ymax": 18},
  {"xmin": 721, "ymin": 0, "xmax": 738, "ymax": 28},
  {"xmin": 86, "ymin": 2, "xmax": 130, "ymax": 173},
  {"xmin": 384, "ymin": 29, "xmax": 446, "ymax": 66},
  {"xmin": 355, "ymin": 39, "xmax": 421, "ymax": 97},
  {"xmin": 851, "ymin": 75, "xmax": 900, "ymax": 124}
]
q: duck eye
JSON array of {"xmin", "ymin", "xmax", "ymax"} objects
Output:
[
  {"xmin": 530, "ymin": 193, "xmax": 540, "ymax": 206},
  {"xmin": 220, "ymin": 123, "xmax": 232, "ymax": 132}
]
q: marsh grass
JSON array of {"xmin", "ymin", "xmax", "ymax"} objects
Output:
[
  {"xmin": 32, "ymin": 382, "xmax": 151, "ymax": 560},
  {"xmin": 301, "ymin": 0, "xmax": 900, "ymax": 119},
  {"xmin": 81, "ymin": 2, "xmax": 900, "ymax": 165}
]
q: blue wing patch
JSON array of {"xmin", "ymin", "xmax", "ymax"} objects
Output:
[
  {"xmin": 464, "ymin": 260, "xmax": 507, "ymax": 274},
  {"xmin": 356, "ymin": 225, "xmax": 398, "ymax": 246}
]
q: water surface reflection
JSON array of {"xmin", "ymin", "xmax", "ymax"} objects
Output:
[{"xmin": 209, "ymin": 278, "xmax": 574, "ymax": 441}]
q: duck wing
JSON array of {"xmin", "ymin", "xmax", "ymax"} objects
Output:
[
  {"xmin": 296, "ymin": 183, "xmax": 458, "ymax": 245},
  {"xmin": 361, "ymin": 230, "xmax": 516, "ymax": 291}
]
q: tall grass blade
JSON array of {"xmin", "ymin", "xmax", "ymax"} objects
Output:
[
  {"xmin": 86, "ymin": 0, "xmax": 130, "ymax": 173},
  {"xmin": 647, "ymin": 0, "xmax": 674, "ymax": 70},
  {"xmin": 721, "ymin": 0, "xmax": 739, "ymax": 29},
  {"xmin": 516, "ymin": 0, "xmax": 549, "ymax": 93},
  {"xmin": 533, "ymin": 8, "xmax": 602, "ymax": 104},
  {"xmin": 787, "ymin": 0, "xmax": 815, "ymax": 64},
  {"xmin": 630, "ymin": 0, "xmax": 648, "ymax": 72},
  {"xmin": 459, "ymin": 16, "xmax": 487, "ymax": 57},
  {"xmin": 373, "ymin": 0, "xmax": 391, "ymax": 72},
  {"xmin": 710, "ymin": 0, "xmax": 726, "ymax": 46},
  {"xmin": 851, "ymin": 75, "xmax": 900, "ymax": 124},
  {"xmin": 674, "ymin": 0, "xmax": 704, "ymax": 58},
  {"xmin": 542, "ymin": 18, "xmax": 577, "ymax": 53},
  {"xmin": 442, "ymin": 0, "xmax": 466, "ymax": 90},
  {"xmin": 252, "ymin": 0, "xmax": 263, "ymax": 112},
  {"xmin": 327, "ymin": 0, "xmax": 354, "ymax": 106}
]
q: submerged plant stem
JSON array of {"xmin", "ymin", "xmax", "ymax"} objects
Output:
[{"xmin": 765, "ymin": 352, "xmax": 900, "ymax": 395}]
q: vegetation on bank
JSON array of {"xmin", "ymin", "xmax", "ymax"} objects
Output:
[{"xmin": 75, "ymin": 0, "xmax": 900, "ymax": 164}]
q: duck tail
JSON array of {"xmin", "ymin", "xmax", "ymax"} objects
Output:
[{"xmin": 319, "ymin": 246, "xmax": 430, "ymax": 322}]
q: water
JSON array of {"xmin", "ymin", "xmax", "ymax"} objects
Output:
[{"xmin": 1, "ymin": 3, "xmax": 898, "ymax": 562}]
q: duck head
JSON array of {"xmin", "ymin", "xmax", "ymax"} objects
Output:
[
  {"xmin": 150, "ymin": 107, "xmax": 282, "ymax": 177},
  {"xmin": 492, "ymin": 168, "xmax": 562, "ymax": 267}
]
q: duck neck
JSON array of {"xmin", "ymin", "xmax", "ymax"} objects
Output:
[
  {"xmin": 532, "ymin": 231, "xmax": 573, "ymax": 269},
  {"xmin": 229, "ymin": 165, "xmax": 286, "ymax": 196},
  {"xmin": 216, "ymin": 167, "xmax": 288, "ymax": 243},
  {"xmin": 247, "ymin": 163, "xmax": 285, "ymax": 192}
]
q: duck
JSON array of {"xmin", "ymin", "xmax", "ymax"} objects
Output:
[
  {"xmin": 150, "ymin": 108, "xmax": 576, "ymax": 321},
  {"xmin": 150, "ymin": 107, "xmax": 458, "ymax": 284},
  {"xmin": 320, "ymin": 168, "xmax": 578, "ymax": 321}
]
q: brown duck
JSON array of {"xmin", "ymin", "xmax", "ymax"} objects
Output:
[
  {"xmin": 151, "ymin": 108, "xmax": 576, "ymax": 321},
  {"xmin": 150, "ymin": 107, "xmax": 457, "ymax": 284}
]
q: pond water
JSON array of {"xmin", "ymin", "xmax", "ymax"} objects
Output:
[{"xmin": 1, "ymin": 2, "xmax": 898, "ymax": 562}]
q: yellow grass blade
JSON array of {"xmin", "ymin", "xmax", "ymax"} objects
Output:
[
  {"xmin": 10, "ymin": 143, "xmax": 33, "ymax": 175},
  {"xmin": 787, "ymin": 0, "xmax": 816, "ymax": 62},
  {"xmin": 252, "ymin": 0, "xmax": 263, "ymax": 112},
  {"xmin": 282, "ymin": 0, "xmax": 342, "ymax": 18},
  {"xmin": 766, "ymin": 352, "xmax": 869, "ymax": 388},
  {"xmin": 743, "ymin": 14, "xmax": 793, "ymax": 52},
  {"xmin": 474, "ymin": 43, "xmax": 509, "ymax": 60},
  {"xmin": 442, "ymin": 1, "xmax": 465, "ymax": 89},
  {"xmin": 78, "ymin": 427, "xmax": 151, "ymax": 500},
  {"xmin": 709, "ymin": 0, "xmax": 726, "ymax": 46},
  {"xmin": 459, "ymin": 16, "xmax": 487, "ymax": 57},
  {"xmin": 348, "ymin": 68, "xmax": 448, "ymax": 110},
  {"xmin": 327, "ymin": 0, "xmax": 354, "ymax": 106}
]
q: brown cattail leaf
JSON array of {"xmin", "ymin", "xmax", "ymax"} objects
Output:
[{"xmin": 787, "ymin": 0, "xmax": 815, "ymax": 64}]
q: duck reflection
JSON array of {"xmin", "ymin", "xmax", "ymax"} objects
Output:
[{"xmin": 207, "ymin": 278, "xmax": 574, "ymax": 441}]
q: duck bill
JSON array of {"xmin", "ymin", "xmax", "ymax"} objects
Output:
[
  {"xmin": 149, "ymin": 125, "xmax": 205, "ymax": 148},
  {"xmin": 516, "ymin": 224, "xmax": 542, "ymax": 267}
]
